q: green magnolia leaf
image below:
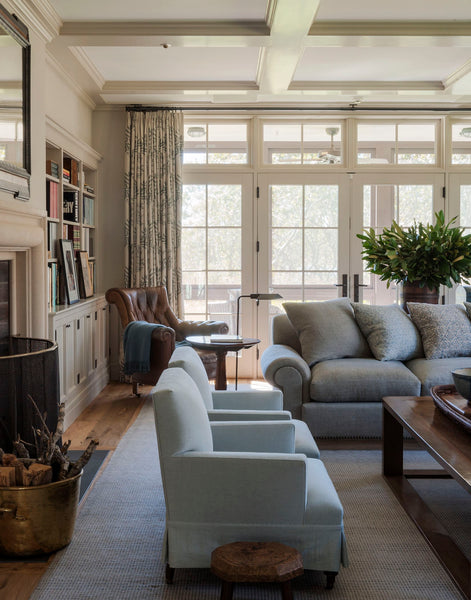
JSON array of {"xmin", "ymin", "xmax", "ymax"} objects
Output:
[{"xmin": 356, "ymin": 210, "xmax": 471, "ymax": 290}]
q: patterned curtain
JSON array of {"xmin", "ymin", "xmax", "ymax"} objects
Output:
[{"xmin": 124, "ymin": 109, "xmax": 183, "ymax": 316}]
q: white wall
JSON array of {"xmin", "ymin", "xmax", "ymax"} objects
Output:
[
  {"xmin": 45, "ymin": 59, "xmax": 94, "ymax": 148},
  {"xmin": 92, "ymin": 108, "xmax": 126, "ymax": 294}
]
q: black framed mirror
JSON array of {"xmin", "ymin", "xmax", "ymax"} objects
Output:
[{"xmin": 0, "ymin": 3, "xmax": 30, "ymax": 201}]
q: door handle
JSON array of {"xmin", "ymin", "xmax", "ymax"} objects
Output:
[
  {"xmin": 334, "ymin": 274, "xmax": 348, "ymax": 297},
  {"xmin": 353, "ymin": 274, "xmax": 367, "ymax": 302}
]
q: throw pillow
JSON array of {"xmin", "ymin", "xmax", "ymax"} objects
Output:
[
  {"xmin": 352, "ymin": 303, "xmax": 423, "ymax": 361},
  {"xmin": 283, "ymin": 297, "xmax": 371, "ymax": 367},
  {"xmin": 407, "ymin": 302, "xmax": 471, "ymax": 359}
]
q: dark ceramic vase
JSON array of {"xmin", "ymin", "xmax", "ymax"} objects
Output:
[{"xmin": 401, "ymin": 281, "xmax": 439, "ymax": 312}]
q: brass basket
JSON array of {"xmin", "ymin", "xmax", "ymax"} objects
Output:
[{"xmin": 0, "ymin": 471, "xmax": 82, "ymax": 556}]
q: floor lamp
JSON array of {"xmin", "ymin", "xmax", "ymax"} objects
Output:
[{"xmin": 235, "ymin": 292, "xmax": 282, "ymax": 389}]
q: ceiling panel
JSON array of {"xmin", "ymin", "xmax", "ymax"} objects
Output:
[
  {"xmin": 294, "ymin": 47, "xmax": 471, "ymax": 82},
  {"xmin": 49, "ymin": 0, "xmax": 269, "ymax": 21},
  {"xmin": 82, "ymin": 46, "xmax": 260, "ymax": 81},
  {"xmin": 316, "ymin": 0, "xmax": 471, "ymax": 21}
]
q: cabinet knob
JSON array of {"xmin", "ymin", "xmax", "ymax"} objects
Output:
[{"xmin": 66, "ymin": 324, "xmax": 71, "ymax": 328}]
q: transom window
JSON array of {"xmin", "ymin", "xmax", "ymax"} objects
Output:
[
  {"xmin": 262, "ymin": 122, "xmax": 344, "ymax": 165},
  {"xmin": 183, "ymin": 121, "xmax": 248, "ymax": 165},
  {"xmin": 356, "ymin": 121, "xmax": 438, "ymax": 166}
]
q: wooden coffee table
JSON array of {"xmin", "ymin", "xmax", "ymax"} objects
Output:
[{"xmin": 383, "ymin": 396, "xmax": 471, "ymax": 599}]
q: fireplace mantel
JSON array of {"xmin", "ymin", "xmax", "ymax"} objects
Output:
[{"xmin": 0, "ymin": 198, "xmax": 47, "ymax": 338}]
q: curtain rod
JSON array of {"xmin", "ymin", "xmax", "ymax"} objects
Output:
[{"xmin": 126, "ymin": 105, "xmax": 471, "ymax": 113}]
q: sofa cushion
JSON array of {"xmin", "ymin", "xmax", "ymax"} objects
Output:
[
  {"xmin": 352, "ymin": 303, "xmax": 423, "ymax": 361},
  {"xmin": 406, "ymin": 356, "xmax": 471, "ymax": 395},
  {"xmin": 283, "ymin": 298, "xmax": 371, "ymax": 368},
  {"xmin": 407, "ymin": 303, "xmax": 471, "ymax": 359},
  {"xmin": 309, "ymin": 358, "xmax": 421, "ymax": 403}
]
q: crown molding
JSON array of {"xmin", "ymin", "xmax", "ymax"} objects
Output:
[
  {"xmin": 444, "ymin": 59, "xmax": 471, "ymax": 91},
  {"xmin": 69, "ymin": 47, "xmax": 105, "ymax": 90},
  {"xmin": 46, "ymin": 50, "xmax": 96, "ymax": 110},
  {"xmin": 4, "ymin": 0, "xmax": 61, "ymax": 42}
]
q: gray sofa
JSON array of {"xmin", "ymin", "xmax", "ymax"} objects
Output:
[{"xmin": 261, "ymin": 298, "xmax": 471, "ymax": 438}]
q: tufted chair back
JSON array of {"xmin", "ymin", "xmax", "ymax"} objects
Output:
[{"xmin": 105, "ymin": 287, "xmax": 185, "ymax": 341}]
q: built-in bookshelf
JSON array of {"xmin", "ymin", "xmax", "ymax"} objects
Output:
[{"xmin": 46, "ymin": 141, "xmax": 97, "ymax": 310}]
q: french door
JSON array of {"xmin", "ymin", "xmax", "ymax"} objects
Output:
[
  {"xmin": 181, "ymin": 173, "xmax": 255, "ymax": 378},
  {"xmin": 351, "ymin": 173, "xmax": 445, "ymax": 304},
  {"xmin": 182, "ymin": 172, "xmax": 446, "ymax": 379}
]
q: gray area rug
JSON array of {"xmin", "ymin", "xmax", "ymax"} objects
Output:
[{"xmin": 31, "ymin": 398, "xmax": 466, "ymax": 599}]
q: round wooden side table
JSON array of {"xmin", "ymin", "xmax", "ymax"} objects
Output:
[
  {"xmin": 186, "ymin": 336, "xmax": 259, "ymax": 390},
  {"xmin": 211, "ymin": 541, "xmax": 304, "ymax": 600}
]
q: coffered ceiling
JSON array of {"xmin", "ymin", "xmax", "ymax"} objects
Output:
[{"xmin": 44, "ymin": 0, "xmax": 471, "ymax": 109}]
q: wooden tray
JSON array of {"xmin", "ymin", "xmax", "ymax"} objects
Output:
[{"xmin": 430, "ymin": 385, "xmax": 471, "ymax": 434}]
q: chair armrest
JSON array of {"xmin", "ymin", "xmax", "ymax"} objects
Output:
[
  {"xmin": 166, "ymin": 452, "xmax": 308, "ymax": 523},
  {"xmin": 260, "ymin": 344, "xmax": 311, "ymax": 418},
  {"xmin": 212, "ymin": 389, "xmax": 283, "ymax": 410},
  {"xmin": 177, "ymin": 319, "xmax": 229, "ymax": 339},
  {"xmin": 208, "ymin": 409, "xmax": 291, "ymax": 421},
  {"xmin": 210, "ymin": 421, "xmax": 295, "ymax": 453}
]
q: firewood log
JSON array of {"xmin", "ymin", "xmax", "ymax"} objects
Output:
[
  {"xmin": 68, "ymin": 439, "xmax": 99, "ymax": 478},
  {"xmin": 0, "ymin": 466, "xmax": 16, "ymax": 486},
  {"xmin": 20, "ymin": 463, "xmax": 53, "ymax": 486}
]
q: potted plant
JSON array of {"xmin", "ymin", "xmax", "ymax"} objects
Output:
[{"xmin": 357, "ymin": 210, "xmax": 471, "ymax": 307}]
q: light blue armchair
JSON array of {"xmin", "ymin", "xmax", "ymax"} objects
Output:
[
  {"xmin": 151, "ymin": 367, "xmax": 348, "ymax": 588},
  {"xmin": 168, "ymin": 346, "xmax": 320, "ymax": 458}
]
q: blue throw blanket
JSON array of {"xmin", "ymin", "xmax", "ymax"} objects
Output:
[{"xmin": 123, "ymin": 321, "xmax": 167, "ymax": 375}]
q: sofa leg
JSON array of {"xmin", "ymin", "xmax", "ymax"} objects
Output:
[
  {"xmin": 132, "ymin": 381, "xmax": 140, "ymax": 397},
  {"xmin": 165, "ymin": 563, "xmax": 175, "ymax": 584},
  {"xmin": 324, "ymin": 571, "xmax": 337, "ymax": 589}
]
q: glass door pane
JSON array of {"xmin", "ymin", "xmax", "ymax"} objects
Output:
[
  {"xmin": 449, "ymin": 174, "xmax": 471, "ymax": 304},
  {"xmin": 351, "ymin": 174, "xmax": 445, "ymax": 304},
  {"xmin": 257, "ymin": 174, "xmax": 350, "ymax": 358},
  {"xmin": 182, "ymin": 173, "xmax": 254, "ymax": 379}
]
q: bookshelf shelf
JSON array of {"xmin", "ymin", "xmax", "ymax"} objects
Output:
[{"xmin": 46, "ymin": 140, "xmax": 98, "ymax": 312}]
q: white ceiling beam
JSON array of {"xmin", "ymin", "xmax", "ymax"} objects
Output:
[
  {"xmin": 309, "ymin": 21, "xmax": 471, "ymax": 37},
  {"xmin": 59, "ymin": 20, "xmax": 269, "ymax": 45},
  {"xmin": 102, "ymin": 81, "xmax": 259, "ymax": 94},
  {"xmin": 290, "ymin": 81, "xmax": 445, "ymax": 91},
  {"xmin": 257, "ymin": 0, "xmax": 321, "ymax": 95}
]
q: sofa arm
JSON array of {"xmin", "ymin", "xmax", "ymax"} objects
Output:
[
  {"xmin": 261, "ymin": 344, "xmax": 311, "ymax": 418},
  {"xmin": 177, "ymin": 319, "xmax": 229, "ymax": 339}
]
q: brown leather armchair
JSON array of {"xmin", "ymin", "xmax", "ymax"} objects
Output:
[{"xmin": 105, "ymin": 287, "xmax": 229, "ymax": 395}]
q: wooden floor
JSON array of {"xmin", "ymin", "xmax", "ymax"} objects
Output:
[{"xmin": 0, "ymin": 381, "xmax": 149, "ymax": 600}]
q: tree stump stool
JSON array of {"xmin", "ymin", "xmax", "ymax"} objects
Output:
[{"xmin": 211, "ymin": 541, "xmax": 304, "ymax": 600}]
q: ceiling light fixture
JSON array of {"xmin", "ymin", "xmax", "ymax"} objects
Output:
[
  {"xmin": 187, "ymin": 126, "xmax": 206, "ymax": 138},
  {"xmin": 319, "ymin": 127, "xmax": 341, "ymax": 163},
  {"xmin": 460, "ymin": 127, "xmax": 471, "ymax": 138}
]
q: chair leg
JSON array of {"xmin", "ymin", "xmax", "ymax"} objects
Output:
[
  {"xmin": 220, "ymin": 581, "xmax": 233, "ymax": 600},
  {"xmin": 280, "ymin": 580, "xmax": 293, "ymax": 600},
  {"xmin": 324, "ymin": 571, "xmax": 337, "ymax": 589},
  {"xmin": 132, "ymin": 380, "xmax": 140, "ymax": 397},
  {"xmin": 165, "ymin": 563, "xmax": 175, "ymax": 584}
]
